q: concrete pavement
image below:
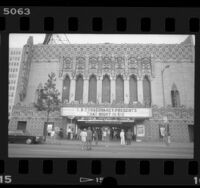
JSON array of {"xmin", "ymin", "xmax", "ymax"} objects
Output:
[{"xmin": 8, "ymin": 140, "xmax": 193, "ymax": 158}]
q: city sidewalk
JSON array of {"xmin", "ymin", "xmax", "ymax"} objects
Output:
[{"xmin": 44, "ymin": 138, "xmax": 193, "ymax": 148}]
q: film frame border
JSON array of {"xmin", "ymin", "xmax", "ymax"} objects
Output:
[{"xmin": 0, "ymin": 6, "xmax": 199, "ymax": 185}]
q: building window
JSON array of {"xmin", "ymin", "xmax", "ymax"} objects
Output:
[
  {"xmin": 129, "ymin": 75, "xmax": 138, "ymax": 103},
  {"xmin": 17, "ymin": 121, "xmax": 27, "ymax": 132},
  {"xmin": 88, "ymin": 75, "xmax": 97, "ymax": 103},
  {"xmin": 102, "ymin": 75, "xmax": 111, "ymax": 103},
  {"xmin": 116, "ymin": 75, "xmax": 124, "ymax": 103},
  {"xmin": 62, "ymin": 75, "xmax": 70, "ymax": 103},
  {"xmin": 75, "ymin": 74, "xmax": 83, "ymax": 102},
  {"xmin": 143, "ymin": 75, "xmax": 151, "ymax": 107},
  {"xmin": 171, "ymin": 83, "xmax": 180, "ymax": 107}
]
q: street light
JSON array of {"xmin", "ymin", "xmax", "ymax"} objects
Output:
[{"xmin": 161, "ymin": 65, "xmax": 170, "ymax": 108}]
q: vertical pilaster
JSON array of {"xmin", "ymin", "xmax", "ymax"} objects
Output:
[
  {"xmin": 137, "ymin": 77, "xmax": 144, "ymax": 104},
  {"xmin": 97, "ymin": 76, "xmax": 102, "ymax": 103},
  {"xmin": 111, "ymin": 77, "xmax": 116, "ymax": 103},
  {"xmin": 70, "ymin": 78, "xmax": 76, "ymax": 102},
  {"xmin": 83, "ymin": 78, "xmax": 89, "ymax": 104},
  {"xmin": 124, "ymin": 77, "xmax": 130, "ymax": 104}
]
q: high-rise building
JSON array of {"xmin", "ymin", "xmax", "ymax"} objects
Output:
[{"xmin": 9, "ymin": 48, "xmax": 23, "ymax": 119}]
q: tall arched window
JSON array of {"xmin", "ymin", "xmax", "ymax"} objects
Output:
[
  {"xmin": 116, "ymin": 75, "xmax": 124, "ymax": 103},
  {"xmin": 88, "ymin": 75, "xmax": 97, "ymax": 103},
  {"xmin": 129, "ymin": 75, "xmax": 138, "ymax": 103},
  {"xmin": 143, "ymin": 75, "xmax": 151, "ymax": 107},
  {"xmin": 62, "ymin": 75, "xmax": 70, "ymax": 102},
  {"xmin": 102, "ymin": 75, "xmax": 111, "ymax": 103},
  {"xmin": 171, "ymin": 83, "xmax": 180, "ymax": 107},
  {"xmin": 75, "ymin": 74, "xmax": 83, "ymax": 102}
]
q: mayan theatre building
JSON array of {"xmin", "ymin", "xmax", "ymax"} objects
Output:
[{"xmin": 9, "ymin": 35, "xmax": 195, "ymax": 142}]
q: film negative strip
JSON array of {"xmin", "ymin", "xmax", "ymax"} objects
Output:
[{"xmin": 0, "ymin": 2, "xmax": 200, "ymax": 186}]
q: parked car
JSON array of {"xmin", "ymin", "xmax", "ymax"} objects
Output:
[{"xmin": 8, "ymin": 130, "xmax": 45, "ymax": 144}]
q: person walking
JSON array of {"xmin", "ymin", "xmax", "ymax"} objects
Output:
[
  {"xmin": 165, "ymin": 123, "xmax": 171, "ymax": 146},
  {"xmin": 120, "ymin": 129, "xmax": 125, "ymax": 145},
  {"xmin": 126, "ymin": 129, "xmax": 132, "ymax": 145},
  {"xmin": 163, "ymin": 116, "xmax": 171, "ymax": 146},
  {"xmin": 86, "ymin": 127, "xmax": 93, "ymax": 150},
  {"xmin": 102, "ymin": 128, "xmax": 107, "ymax": 142},
  {"xmin": 113, "ymin": 130, "xmax": 117, "ymax": 141},
  {"xmin": 159, "ymin": 125, "xmax": 165, "ymax": 143},
  {"xmin": 67, "ymin": 127, "xmax": 72, "ymax": 140},
  {"xmin": 77, "ymin": 128, "xmax": 81, "ymax": 141},
  {"xmin": 93, "ymin": 128, "xmax": 98, "ymax": 145},
  {"xmin": 80, "ymin": 129, "xmax": 87, "ymax": 150}
]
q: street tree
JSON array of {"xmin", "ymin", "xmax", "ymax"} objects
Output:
[{"xmin": 34, "ymin": 72, "xmax": 61, "ymax": 137}]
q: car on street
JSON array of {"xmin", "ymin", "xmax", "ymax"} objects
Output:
[{"xmin": 8, "ymin": 130, "xmax": 45, "ymax": 144}]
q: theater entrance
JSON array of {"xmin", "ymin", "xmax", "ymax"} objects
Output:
[{"xmin": 76, "ymin": 121, "xmax": 137, "ymax": 141}]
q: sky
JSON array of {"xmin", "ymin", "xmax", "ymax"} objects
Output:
[{"xmin": 9, "ymin": 34, "xmax": 194, "ymax": 48}]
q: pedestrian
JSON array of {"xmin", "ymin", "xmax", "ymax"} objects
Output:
[
  {"xmin": 126, "ymin": 129, "xmax": 132, "ymax": 145},
  {"xmin": 113, "ymin": 130, "xmax": 117, "ymax": 141},
  {"xmin": 80, "ymin": 129, "xmax": 87, "ymax": 150},
  {"xmin": 93, "ymin": 128, "xmax": 98, "ymax": 145},
  {"xmin": 77, "ymin": 128, "xmax": 81, "ymax": 140},
  {"xmin": 166, "ymin": 123, "xmax": 171, "ymax": 146},
  {"xmin": 70, "ymin": 129, "xmax": 74, "ymax": 140},
  {"xmin": 120, "ymin": 129, "xmax": 125, "ymax": 145},
  {"xmin": 159, "ymin": 125, "xmax": 165, "ymax": 143},
  {"xmin": 67, "ymin": 127, "xmax": 72, "ymax": 140},
  {"xmin": 86, "ymin": 127, "xmax": 93, "ymax": 150},
  {"xmin": 163, "ymin": 116, "xmax": 171, "ymax": 146},
  {"xmin": 102, "ymin": 128, "xmax": 107, "ymax": 142},
  {"xmin": 105, "ymin": 128, "xmax": 109, "ymax": 147}
]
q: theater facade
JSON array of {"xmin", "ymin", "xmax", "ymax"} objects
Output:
[{"xmin": 9, "ymin": 35, "xmax": 194, "ymax": 142}]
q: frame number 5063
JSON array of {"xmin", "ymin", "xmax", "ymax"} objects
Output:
[
  {"xmin": 3, "ymin": 8, "xmax": 30, "ymax": 15},
  {"xmin": 0, "ymin": 175, "xmax": 12, "ymax": 184}
]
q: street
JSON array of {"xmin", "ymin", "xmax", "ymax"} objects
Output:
[{"xmin": 8, "ymin": 140, "xmax": 193, "ymax": 158}]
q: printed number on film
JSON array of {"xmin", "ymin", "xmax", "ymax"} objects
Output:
[
  {"xmin": 194, "ymin": 177, "xmax": 200, "ymax": 185},
  {"xmin": 0, "ymin": 175, "xmax": 12, "ymax": 184},
  {"xmin": 3, "ymin": 8, "xmax": 30, "ymax": 15}
]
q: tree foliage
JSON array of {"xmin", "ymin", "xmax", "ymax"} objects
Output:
[{"xmin": 34, "ymin": 72, "xmax": 61, "ymax": 117}]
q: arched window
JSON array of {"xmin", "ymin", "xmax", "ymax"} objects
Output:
[
  {"xmin": 75, "ymin": 74, "xmax": 83, "ymax": 102},
  {"xmin": 116, "ymin": 75, "xmax": 124, "ymax": 103},
  {"xmin": 62, "ymin": 75, "xmax": 70, "ymax": 103},
  {"xmin": 143, "ymin": 75, "xmax": 151, "ymax": 107},
  {"xmin": 102, "ymin": 75, "xmax": 111, "ymax": 103},
  {"xmin": 129, "ymin": 75, "xmax": 138, "ymax": 103},
  {"xmin": 171, "ymin": 83, "xmax": 180, "ymax": 107},
  {"xmin": 88, "ymin": 75, "xmax": 97, "ymax": 103}
]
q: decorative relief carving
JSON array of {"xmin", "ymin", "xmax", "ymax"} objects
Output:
[
  {"xmin": 76, "ymin": 56, "xmax": 85, "ymax": 71},
  {"xmin": 141, "ymin": 57, "xmax": 151, "ymax": 76},
  {"xmin": 128, "ymin": 57, "xmax": 138, "ymax": 76},
  {"xmin": 114, "ymin": 57, "xmax": 125, "ymax": 75},
  {"xmin": 102, "ymin": 56, "xmax": 112, "ymax": 70},
  {"xmin": 63, "ymin": 57, "xmax": 72, "ymax": 70},
  {"xmin": 89, "ymin": 57, "xmax": 98, "ymax": 70},
  {"xmin": 60, "ymin": 54, "xmax": 153, "ymax": 80}
]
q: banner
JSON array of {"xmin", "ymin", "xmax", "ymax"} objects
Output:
[{"xmin": 61, "ymin": 107, "xmax": 152, "ymax": 118}]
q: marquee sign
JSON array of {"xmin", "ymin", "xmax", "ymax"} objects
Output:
[{"xmin": 61, "ymin": 107, "xmax": 152, "ymax": 118}]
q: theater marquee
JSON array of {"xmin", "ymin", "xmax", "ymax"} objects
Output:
[{"xmin": 61, "ymin": 107, "xmax": 152, "ymax": 118}]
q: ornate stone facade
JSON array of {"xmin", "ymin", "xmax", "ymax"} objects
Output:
[{"xmin": 9, "ymin": 36, "xmax": 194, "ymax": 142}]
